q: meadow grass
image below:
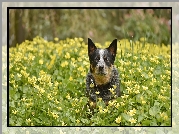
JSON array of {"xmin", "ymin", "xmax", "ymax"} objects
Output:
[{"xmin": 9, "ymin": 36, "xmax": 171, "ymax": 126}]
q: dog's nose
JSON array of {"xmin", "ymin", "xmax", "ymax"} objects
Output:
[{"xmin": 99, "ymin": 66, "xmax": 104, "ymax": 71}]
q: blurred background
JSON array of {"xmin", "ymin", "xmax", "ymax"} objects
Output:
[{"xmin": 9, "ymin": 9, "xmax": 171, "ymax": 47}]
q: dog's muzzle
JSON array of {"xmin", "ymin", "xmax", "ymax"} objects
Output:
[{"xmin": 96, "ymin": 63, "xmax": 107, "ymax": 75}]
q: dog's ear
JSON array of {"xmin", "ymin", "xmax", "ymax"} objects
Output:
[
  {"xmin": 107, "ymin": 39, "xmax": 117, "ymax": 57},
  {"xmin": 88, "ymin": 38, "xmax": 97, "ymax": 55}
]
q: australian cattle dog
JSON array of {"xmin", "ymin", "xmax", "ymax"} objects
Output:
[{"xmin": 86, "ymin": 38, "xmax": 120, "ymax": 108}]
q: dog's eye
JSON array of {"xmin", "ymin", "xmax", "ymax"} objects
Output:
[
  {"xmin": 104, "ymin": 57, "xmax": 108, "ymax": 61},
  {"xmin": 95, "ymin": 56, "xmax": 100, "ymax": 61}
]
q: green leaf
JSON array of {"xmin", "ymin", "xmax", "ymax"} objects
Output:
[
  {"xmin": 149, "ymin": 106, "xmax": 160, "ymax": 116},
  {"xmin": 54, "ymin": 70, "xmax": 58, "ymax": 75},
  {"xmin": 34, "ymin": 118, "xmax": 41, "ymax": 123},
  {"xmin": 138, "ymin": 115, "xmax": 145, "ymax": 122},
  {"xmin": 22, "ymin": 85, "xmax": 29, "ymax": 93},
  {"xmin": 150, "ymin": 120, "xmax": 158, "ymax": 126},
  {"xmin": 146, "ymin": 89, "xmax": 152, "ymax": 95},
  {"xmin": 69, "ymin": 116, "xmax": 76, "ymax": 123},
  {"xmin": 154, "ymin": 101, "xmax": 160, "ymax": 106},
  {"xmin": 81, "ymin": 118, "xmax": 89, "ymax": 124},
  {"xmin": 121, "ymin": 113, "xmax": 130, "ymax": 121},
  {"xmin": 142, "ymin": 119, "xmax": 151, "ymax": 126},
  {"xmin": 9, "ymin": 88, "xmax": 16, "ymax": 96},
  {"xmin": 14, "ymin": 93, "xmax": 20, "ymax": 100}
]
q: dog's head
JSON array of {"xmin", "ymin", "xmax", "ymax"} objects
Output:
[{"xmin": 88, "ymin": 38, "xmax": 117, "ymax": 76}]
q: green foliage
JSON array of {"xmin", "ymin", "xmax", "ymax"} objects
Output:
[
  {"xmin": 9, "ymin": 9, "xmax": 171, "ymax": 47},
  {"xmin": 120, "ymin": 9, "xmax": 171, "ymax": 45},
  {"xmin": 9, "ymin": 36, "xmax": 171, "ymax": 126}
]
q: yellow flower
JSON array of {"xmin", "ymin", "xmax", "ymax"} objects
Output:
[
  {"xmin": 163, "ymin": 115, "xmax": 168, "ymax": 120},
  {"xmin": 99, "ymin": 109, "xmax": 103, "ymax": 114},
  {"xmin": 98, "ymin": 106, "xmax": 103, "ymax": 111},
  {"xmin": 126, "ymin": 87, "xmax": 132, "ymax": 94},
  {"xmin": 142, "ymin": 100, "xmax": 146, "ymax": 104},
  {"xmin": 47, "ymin": 94, "xmax": 53, "ymax": 100},
  {"xmin": 77, "ymin": 66, "xmax": 84, "ymax": 72},
  {"xmin": 133, "ymin": 56, "xmax": 138, "ymax": 60},
  {"xmin": 26, "ymin": 118, "xmax": 31, "ymax": 123},
  {"xmin": 76, "ymin": 119, "xmax": 80, "ymax": 124},
  {"xmin": 21, "ymin": 97, "xmax": 26, "ymax": 102},
  {"xmin": 77, "ymin": 57, "xmax": 82, "ymax": 62},
  {"xmin": 125, "ymin": 61, "xmax": 131, "ymax": 66},
  {"xmin": 134, "ymin": 90, "xmax": 140, "ymax": 94},
  {"xmin": 61, "ymin": 61, "xmax": 68, "ymax": 67},
  {"xmin": 121, "ymin": 94, "xmax": 129, "ymax": 99},
  {"xmin": 127, "ymin": 108, "xmax": 136, "ymax": 116},
  {"xmin": 115, "ymin": 103, "xmax": 120, "ymax": 108},
  {"xmin": 48, "ymin": 82, "xmax": 53, "ymax": 87},
  {"xmin": 54, "ymin": 81, "xmax": 59, "ymax": 87},
  {"xmin": 51, "ymin": 112, "xmax": 59, "ymax": 119},
  {"xmin": 10, "ymin": 74, "xmax": 14, "ymax": 78},
  {"xmin": 47, "ymin": 55, "xmax": 56, "ymax": 69},
  {"xmin": 90, "ymin": 83, "xmax": 94, "ymax": 88},
  {"xmin": 28, "ymin": 76, "xmax": 37, "ymax": 86},
  {"xmin": 149, "ymin": 67, "xmax": 154, "ymax": 71},
  {"xmin": 125, "ymin": 80, "xmax": 132, "ymax": 87},
  {"xmin": 54, "ymin": 37, "xmax": 59, "ymax": 41},
  {"xmin": 54, "ymin": 99, "xmax": 59, "ymax": 104},
  {"xmin": 61, "ymin": 121, "xmax": 67, "ymax": 126},
  {"xmin": 108, "ymin": 88, "xmax": 115, "ymax": 94},
  {"xmin": 12, "ymin": 109, "xmax": 18, "ymax": 114},
  {"xmin": 115, "ymin": 116, "xmax": 121, "ymax": 124},
  {"xmin": 81, "ymin": 71, "xmax": 86, "ymax": 77},
  {"xmin": 160, "ymin": 112, "xmax": 168, "ymax": 120},
  {"xmin": 126, "ymin": 53, "xmax": 132, "ymax": 58},
  {"xmin": 95, "ymin": 91, "xmax": 100, "ymax": 94},
  {"xmin": 160, "ymin": 75, "xmax": 166, "ymax": 80},
  {"xmin": 17, "ymin": 73, "xmax": 22, "ymax": 78},
  {"xmin": 98, "ymin": 98, "xmax": 102, "ymax": 101},
  {"xmin": 69, "ymin": 76, "xmax": 73, "ymax": 81},
  {"xmin": 28, "ymin": 53, "xmax": 35, "ymax": 61},
  {"xmin": 65, "ymin": 52, "xmax": 70, "ymax": 59},
  {"xmin": 148, "ymin": 72, "xmax": 153, "ymax": 78},
  {"xmin": 71, "ymin": 58, "xmax": 76, "ymax": 62},
  {"xmin": 108, "ymin": 100, "xmax": 117, "ymax": 106},
  {"xmin": 129, "ymin": 118, "xmax": 137, "ymax": 124},
  {"xmin": 66, "ymin": 93, "xmax": 71, "ymax": 99},
  {"xmin": 141, "ymin": 55, "xmax": 147, "ymax": 61},
  {"xmin": 142, "ymin": 86, "xmax": 148, "ymax": 90},
  {"xmin": 113, "ymin": 85, "xmax": 117, "ymax": 89},
  {"xmin": 39, "ymin": 59, "xmax": 43, "ymax": 65},
  {"xmin": 79, "ymin": 38, "xmax": 83, "ymax": 42},
  {"xmin": 134, "ymin": 84, "xmax": 140, "ymax": 90},
  {"xmin": 90, "ymin": 101, "xmax": 94, "ymax": 107},
  {"xmin": 158, "ymin": 94, "xmax": 166, "ymax": 101},
  {"xmin": 151, "ymin": 78, "xmax": 156, "ymax": 83},
  {"xmin": 39, "ymin": 87, "xmax": 45, "ymax": 94},
  {"xmin": 75, "ymin": 109, "xmax": 80, "ymax": 113},
  {"xmin": 103, "ymin": 108, "xmax": 108, "ymax": 113},
  {"xmin": 140, "ymin": 37, "xmax": 146, "ymax": 42},
  {"xmin": 137, "ymin": 68, "xmax": 142, "ymax": 72},
  {"xmin": 57, "ymin": 107, "xmax": 62, "ymax": 111}
]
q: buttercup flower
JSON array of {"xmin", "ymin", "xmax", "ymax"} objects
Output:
[
  {"xmin": 115, "ymin": 116, "xmax": 121, "ymax": 124},
  {"xmin": 129, "ymin": 118, "xmax": 137, "ymax": 124}
]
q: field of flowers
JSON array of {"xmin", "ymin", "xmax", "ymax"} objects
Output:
[{"xmin": 9, "ymin": 36, "xmax": 171, "ymax": 126}]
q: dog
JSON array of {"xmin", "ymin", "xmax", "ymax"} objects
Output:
[{"xmin": 86, "ymin": 38, "xmax": 120, "ymax": 109}]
